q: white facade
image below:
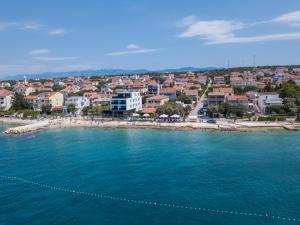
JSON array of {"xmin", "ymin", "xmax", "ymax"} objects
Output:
[
  {"xmin": 111, "ymin": 92, "xmax": 142, "ymax": 112},
  {"xmin": 258, "ymin": 93, "xmax": 283, "ymax": 113},
  {"xmin": 65, "ymin": 96, "xmax": 90, "ymax": 115},
  {"xmin": 0, "ymin": 90, "xmax": 13, "ymax": 111}
]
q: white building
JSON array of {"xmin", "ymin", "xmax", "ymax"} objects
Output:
[
  {"xmin": 0, "ymin": 89, "xmax": 13, "ymax": 111},
  {"xmin": 110, "ymin": 92, "xmax": 142, "ymax": 112},
  {"xmin": 258, "ymin": 93, "xmax": 283, "ymax": 113},
  {"xmin": 64, "ymin": 96, "xmax": 90, "ymax": 115}
]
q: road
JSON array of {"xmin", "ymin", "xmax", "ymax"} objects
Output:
[{"xmin": 189, "ymin": 79, "xmax": 212, "ymax": 117}]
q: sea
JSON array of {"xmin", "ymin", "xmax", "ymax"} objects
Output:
[{"xmin": 0, "ymin": 125, "xmax": 300, "ymax": 225}]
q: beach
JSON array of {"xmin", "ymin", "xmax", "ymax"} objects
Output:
[{"xmin": 1, "ymin": 117, "xmax": 300, "ymax": 134}]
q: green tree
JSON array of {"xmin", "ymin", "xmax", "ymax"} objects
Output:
[
  {"xmin": 41, "ymin": 104, "xmax": 52, "ymax": 115},
  {"xmin": 278, "ymin": 80, "xmax": 300, "ymax": 99},
  {"xmin": 283, "ymin": 97, "xmax": 297, "ymax": 115},
  {"xmin": 67, "ymin": 104, "xmax": 76, "ymax": 114},
  {"xmin": 19, "ymin": 109, "xmax": 39, "ymax": 118},
  {"xmin": 156, "ymin": 102, "xmax": 191, "ymax": 118},
  {"xmin": 82, "ymin": 106, "xmax": 90, "ymax": 116},
  {"xmin": 11, "ymin": 93, "xmax": 31, "ymax": 111},
  {"xmin": 176, "ymin": 91, "xmax": 194, "ymax": 104}
]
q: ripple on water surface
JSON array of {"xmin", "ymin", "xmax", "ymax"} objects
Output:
[{"xmin": 0, "ymin": 127, "xmax": 300, "ymax": 225}]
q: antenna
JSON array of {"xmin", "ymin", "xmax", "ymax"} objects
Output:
[
  {"xmin": 227, "ymin": 59, "xmax": 230, "ymax": 70},
  {"xmin": 253, "ymin": 55, "xmax": 256, "ymax": 68}
]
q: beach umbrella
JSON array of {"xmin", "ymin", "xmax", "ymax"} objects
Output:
[
  {"xmin": 143, "ymin": 113, "xmax": 150, "ymax": 117},
  {"xmin": 132, "ymin": 113, "xmax": 140, "ymax": 117},
  {"xmin": 170, "ymin": 114, "xmax": 180, "ymax": 118},
  {"xmin": 159, "ymin": 114, "xmax": 168, "ymax": 118}
]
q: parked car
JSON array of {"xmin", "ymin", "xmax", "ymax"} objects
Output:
[{"xmin": 206, "ymin": 119, "xmax": 216, "ymax": 124}]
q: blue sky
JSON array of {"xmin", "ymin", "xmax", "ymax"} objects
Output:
[{"xmin": 1, "ymin": 0, "xmax": 300, "ymax": 77}]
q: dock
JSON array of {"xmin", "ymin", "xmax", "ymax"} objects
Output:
[{"xmin": 4, "ymin": 120, "xmax": 50, "ymax": 135}]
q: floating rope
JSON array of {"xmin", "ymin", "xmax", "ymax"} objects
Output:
[{"xmin": 0, "ymin": 175, "xmax": 299, "ymax": 223}]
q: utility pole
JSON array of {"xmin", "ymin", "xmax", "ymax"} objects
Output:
[{"xmin": 253, "ymin": 55, "xmax": 256, "ymax": 68}]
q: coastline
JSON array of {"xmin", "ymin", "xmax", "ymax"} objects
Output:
[{"xmin": 1, "ymin": 117, "xmax": 300, "ymax": 133}]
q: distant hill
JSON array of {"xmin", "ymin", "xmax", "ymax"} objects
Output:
[{"xmin": 3, "ymin": 67, "xmax": 218, "ymax": 80}]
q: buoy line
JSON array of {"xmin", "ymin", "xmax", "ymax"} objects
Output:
[{"xmin": 0, "ymin": 175, "xmax": 299, "ymax": 223}]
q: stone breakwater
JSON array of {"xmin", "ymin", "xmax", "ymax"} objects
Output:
[{"xmin": 4, "ymin": 120, "xmax": 50, "ymax": 135}]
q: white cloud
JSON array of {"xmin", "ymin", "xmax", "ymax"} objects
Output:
[
  {"xmin": 48, "ymin": 28, "xmax": 66, "ymax": 35},
  {"xmin": 179, "ymin": 19, "xmax": 244, "ymax": 42},
  {"xmin": 20, "ymin": 22, "xmax": 42, "ymax": 30},
  {"xmin": 32, "ymin": 56, "xmax": 77, "ymax": 61},
  {"xmin": 108, "ymin": 44, "xmax": 161, "ymax": 56},
  {"xmin": 207, "ymin": 32, "xmax": 300, "ymax": 44},
  {"xmin": 178, "ymin": 13, "xmax": 300, "ymax": 45},
  {"xmin": 126, "ymin": 44, "xmax": 139, "ymax": 49},
  {"xmin": 29, "ymin": 49, "xmax": 50, "ymax": 55},
  {"xmin": 176, "ymin": 15, "xmax": 197, "ymax": 27},
  {"xmin": 0, "ymin": 21, "xmax": 42, "ymax": 31},
  {"xmin": 272, "ymin": 11, "xmax": 300, "ymax": 26}
]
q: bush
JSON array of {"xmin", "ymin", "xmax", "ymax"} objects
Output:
[
  {"xmin": 258, "ymin": 116, "xmax": 286, "ymax": 121},
  {"xmin": 18, "ymin": 109, "xmax": 39, "ymax": 118}
]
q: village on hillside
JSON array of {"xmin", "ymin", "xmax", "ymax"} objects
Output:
[{"xmin": 1, "ymin": 66, "xmax": 300, "ymax": 124}]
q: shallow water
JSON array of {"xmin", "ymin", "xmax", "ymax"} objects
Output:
[{"xmin": 0, "ymin": 126, "xmax": 300, "ymax": 225}]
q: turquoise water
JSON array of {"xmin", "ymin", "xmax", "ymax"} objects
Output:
[{"xmin": 0, "ymin": 126, "xmax": 300, "ymax": 225}]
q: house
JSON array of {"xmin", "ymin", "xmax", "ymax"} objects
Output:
[
  {"xmin": 91, "ymin": 93, "xmax": 116, "ymax": 106},
  {"xmin": 0, "ymin": 82, "xmax": 11, "ymax": 88},
  {"xmin": 163, "ymin": 78, "xmax": 174, "ymax": 87},
  {"xmin": 292, "ymin": 68, "xmax": 300, "ymax": 75},
  {"xmin": 141, "ymin": 107, "xmax": 157, "ymax": 115},
  {"xmin": 0, "ymin": 89, "xmax": 13, "ymax": 111},
  {"xmin": 184, "ymin": 89, "xmax": 199, "ymax": 102},
  {"xmin": 147, "ymin": 80, "xmax": 160, "ymax": 95},
  {"xmin": 146, "ymin": 95, "xmax": 169, "ymax": 108},
  {"xmin": 214, "ymin": 76, "xmax": 225, "ymax": 84},
  {"xmin": 13, "ymin": 84, "xmax": 35, "ymax": 96},
  {"xmin": 110, "ymin": 92, "xmax": 142, "ymax": 113},
  {"xmin": 257, "ymin": 93, "xmax": 283, "ymax": 113},
  {"xmin": 127, "ymin": 82, "xmax": 148, "ymax": 93},
  {"xmin": 226, "ymin": 95, "xmax": 249, "ymax": 106},
  {"xmin": 60, "ymin": 85, "xmax": 80, "ymax": 97},
  {"xmin": 100, "ymin": 86, "xmax": 113, "ymax": 94},
  {"xmin": 24, "ymin": 95, "xmax": 39, "ymax": 110},
  {"xmin": 160, "ymin": 87, "xmax": 177, "ymax": 100},
  {"xmin": 37, "ymin": 92, "xmax": 64, "ymax": 111},
  {"xmin": 64, "ymin": 96, "xmax": 90, "ymax": 115},
  {"xmin": 208, "ymin": 87, "xmax": 234, "ymax": 105}
]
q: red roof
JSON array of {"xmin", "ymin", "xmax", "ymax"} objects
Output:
[
  {"xmin": 24, "ymin": 95, "xmax": 38, "ymax": 100},
  {"xmin": 141, "ymin": 108, "xmax": 157, "ymax": 114},
  {"xmin": 160, "ymin": 87, "xmax": 177, "ymax": 93},
  {"xmin": 0, "ymin": 89, "xmax": 13, "ymax": 97},
  {"xmin": 147, "ymin": 95, "xmax": 169, "ymax": 101}
]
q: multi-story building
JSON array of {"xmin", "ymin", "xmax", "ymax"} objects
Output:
[
  {"xmin": 208, "ymin": 87, "xmax": 234, "ymax": 105},
  {"xmin": 24, "ymin": 95, "xmax": 39, "ymax": 110},
  {"xmin": 146, "ymin": 95, "xmax": 169, "ymax": 108},
  {"xmin": 0, "ymin": 89, "xmax": 13, "ymax": 111},
  {"xmin": 64, "ymin": 96, "xmax": 90, "ymax": 115},
  {"xmin": 110, "ymin": 92, "xmax": 142, "ymax": 113},
  {"xmin": 226, "ymin": 95, "xmax": 249, "ymax": 106},
  {"xmin": 160, "ymin": 87, "xmax": 177, "ymax": 100},
  {"xmin": 147, "ymin": 81, "xmax": 160, "ymax": 95},
  {"xmin": 257, "ymin": 93, "xmax": 283, "ymax": 113},
  {"xmin": 214, "ymin": 76, "xmax": 225, "ymax": 85},
  {"xmin": 37, "ymin": 92, "xmax": 64, "ymax": 111}
]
